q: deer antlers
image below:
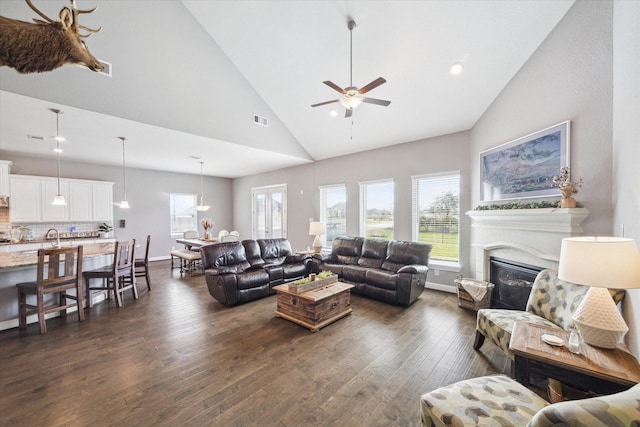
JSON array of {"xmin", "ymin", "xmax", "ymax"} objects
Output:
[{"xmin": 25, "ymin": 0, "xmax": 102, "ymax": 37}]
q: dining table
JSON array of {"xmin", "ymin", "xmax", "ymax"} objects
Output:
[{"xmin": 175, "ymin": 238, "xmax": 218, "ymax": 250}]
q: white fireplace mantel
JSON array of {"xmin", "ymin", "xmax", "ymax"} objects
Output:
[{"xmin": 467, "ymin": 208, "xmax": 589, "ymax": 281}]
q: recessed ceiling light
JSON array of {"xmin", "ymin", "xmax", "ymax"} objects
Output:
[
  {"xmin": 329, "ymin": 109, "xmax": 338, "ymax": 117},
  {"xmin": 450, "ymin": 62, "xmax": 464, "ymax": 75}
]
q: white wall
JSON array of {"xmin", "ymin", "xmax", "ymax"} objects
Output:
[
  {"xmin": 2, "ymin": 153, "xmax": 233, "ymax": 259},
  {"xmin": 612, "ymin": 0, "xmax": 640, "ymax": 356}
]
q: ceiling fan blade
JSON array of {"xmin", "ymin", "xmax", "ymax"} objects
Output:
[
  {"xmin": 311, "ymin": 99, "xmax": 340, "ymax": 107},
  {"xmin": 323, "ymin": 81, "xmax": 346, "ymax": 94},
  {"xmin": 358, "ymin": 77, "xmax": 386, "ymax": 94},
  {"xmin": 345, "ymin": 108, "xmax": 353, "ymax": 119},
  {"xmin": 362, "ymin": 97, "xmax": 391, "ymax": 107}
]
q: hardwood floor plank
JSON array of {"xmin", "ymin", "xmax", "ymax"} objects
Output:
[{"xmin": 0, "ymin": 260, "xmax": 510, "ymax": 426}]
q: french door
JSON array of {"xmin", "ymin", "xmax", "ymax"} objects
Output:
[{"xmin": 252, "ymin": 184, "xmax": 287, "ymax": 239}]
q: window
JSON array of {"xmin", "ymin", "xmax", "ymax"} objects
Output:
[
  {"xmin": 320, "ymin": 184, "xmax": 347, "ymax": 247},
  {"xmin": 412, "ymin": 172, "xmax": 460, "ymax": 262},
  {"xmin": 170, "ymin": 193, "xmax": 197, "ymax": 235},
  {"xmin": 359, "ymin": 179, "xmax": 394, "ymax": 240}
]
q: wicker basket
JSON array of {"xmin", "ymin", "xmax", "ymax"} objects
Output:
[{"xmin": 455, "ymin": 275, "xmax": 494, "ymax": 311}]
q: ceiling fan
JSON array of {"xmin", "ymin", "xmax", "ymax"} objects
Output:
[{"xmin": 311, "ymin": 20, "xmax": 390, "ymax": 118}]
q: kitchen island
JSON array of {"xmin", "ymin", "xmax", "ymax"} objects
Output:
[{"xmin": 0, "ymin": 239, "xmax": 115, "ymax": 331}]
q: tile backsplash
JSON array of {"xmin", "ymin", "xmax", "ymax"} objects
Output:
[{"xmin": 0, "ymin": 207, "xmax": 108, "ymax": 241}]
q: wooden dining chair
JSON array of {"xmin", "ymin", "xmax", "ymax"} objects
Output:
[
  {"xmin": 16, "ymin": 245, "xmax": 84, "ymax": 334},
  {"xmin": 84, "ymin": 240, "xmax": 137, "ymax": 308},
  {"xmin": 135, "ymin": 235, "xmax": 151, "ymax": 290}
]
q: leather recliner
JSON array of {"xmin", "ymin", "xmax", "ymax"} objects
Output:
[
  {"xmin": 317, "ymin": 236, "xmax": 432, "ymax": 306},
  {"xmin": 200, "ymin": 238, "xmax": 312, "ymax": 306}
]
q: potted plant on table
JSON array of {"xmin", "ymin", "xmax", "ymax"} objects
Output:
[
  {"xmin": 98, "ymin": 223, "xmax": 113, "ymax": 238},
  {"xmin": 201, "ymin": 218, "xmax": 214, "ymax": 240}
]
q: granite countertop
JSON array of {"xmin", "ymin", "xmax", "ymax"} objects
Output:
[
  {"xmin": 0, "ymin": 241, "xmax": 115, "ymax": 269},
  {"xmin": 0, "ymin": 236, "xmax": 103, "ymax": 246}
]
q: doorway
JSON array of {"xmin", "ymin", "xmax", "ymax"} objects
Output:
[{"xmin": 251, "ymin": 184, "xmax": 287, "ymax": 239}]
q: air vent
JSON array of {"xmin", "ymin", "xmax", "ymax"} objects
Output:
[
  {"xmin": 253, "ymin": 114, "xmax": 269, "ymax": 127},
  {"xmin": 27, "ymin": 135, "xmax": 45, "ymax": 140}
]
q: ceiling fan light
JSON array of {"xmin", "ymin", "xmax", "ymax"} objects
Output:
[
  {"xmin": 329, "ymin": 109, "xmax": 338, "ymax": 117},
  {"xmin": 341, "ymin": 96, "xmax": 362, "ymax": 110}
]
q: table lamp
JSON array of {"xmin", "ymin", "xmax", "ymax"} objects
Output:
[
  {"xmin": 308, "ymin": 222, "xmax": 326, "ymax": 254},
  {"xmin": 558, "ymin": 236, "xmax": 640, "ymax": 348}
]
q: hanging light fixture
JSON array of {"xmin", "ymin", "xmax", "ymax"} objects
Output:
[
  {"xmin": 51, "ymin": 109, "xmax": 67, "ymax": 206},
  {"xmin": 118, "ymin": 137, "xmax": 130, "ymax": 209},
  {"xmin": 196, "ymin": 161, "xmax": 210, "ymax": 211}
]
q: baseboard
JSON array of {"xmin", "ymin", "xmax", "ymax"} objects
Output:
[
  {"xmin": 150, "ymin": 255, "xmax": 171, "ymax": 262},
  {"xmin": 425, "ymin": 281, "xmax": 456, "ymax": 294}
]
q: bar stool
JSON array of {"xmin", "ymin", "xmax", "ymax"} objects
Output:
[
  {"xmin": 16, "ymin": 246, "xmax": 84, "ymax": 334},
  {"xmin": 135, "ymin": 235, "xmax": 151, "ymax": 290},
  {"xmin": 83, "ymin": 240, "xmax": 136, "ymax": 308}
]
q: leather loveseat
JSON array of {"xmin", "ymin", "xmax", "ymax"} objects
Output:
[
  {"xmin": 315, "ymin": 236, "xmax": 432, "ymax": 306},
  {"xmin": 200, "ymin": 238, "xmax": 311, "ymax": 306}
]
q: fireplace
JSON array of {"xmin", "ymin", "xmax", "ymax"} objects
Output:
[
  {"xmin": 467, "ymin": 208, "xmax": 588, "ymax": 300},
  {"xmin": 489, "ymin": 257, "xmax": 544, "ymax": 310}
]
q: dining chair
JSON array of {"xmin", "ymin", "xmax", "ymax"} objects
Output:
[
  {"xmin": 16, "ymin": 245, "xmax": 84, "ymax": 334},
  {"xmin": 83, "ymin": 240, "xmax": 137, "ymax": 308},
  {"xmin": 218, "ymin": 229, "xmax": 229, "ymax": 241},
  {"xmin": 135, "ymin": 235, "xmax": 151, "ymax": 290}
]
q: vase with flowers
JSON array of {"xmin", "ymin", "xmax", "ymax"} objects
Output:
[
  {"xmin": 201, "ymin": 218, "xmax": 214, "ymax": 240},
  {"xmin": 552, "ymin": 166, "xmax": 583, "ymax": 208}
]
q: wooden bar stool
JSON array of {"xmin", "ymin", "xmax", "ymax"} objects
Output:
[
  {"xmin": 83, "ymin": 240, "xmax": 136, "ymax": 308},
  {"xmin": 135, "ymin": 235, "xmax": 151, "ymax": 290},
  {"xmin": 16, "ymin": 246, "xmax": 85, "ymax": 334}
]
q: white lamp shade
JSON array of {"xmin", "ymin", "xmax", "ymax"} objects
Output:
[
  {"xmin": 52, "ymin": 194, "xmax": 67, "ymax": 206},
  {"xmin": 558, "ymin": 237, "xmax": 640, "ymax": 288},
  {"xmin": 119, "ymin": 199, "xmax": 130, "ymax": 209},
  {"xmin": 308, "ymin": 222, "xmax": 326, "ymax": 236},
  {"xmin": 558, "ymin": 236, "xmax": 640, "ymax": 348}
]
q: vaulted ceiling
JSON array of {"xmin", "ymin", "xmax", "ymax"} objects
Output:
[{"xmin": 0, "ymin": 0, "xmax": 574, "ymax": 178}]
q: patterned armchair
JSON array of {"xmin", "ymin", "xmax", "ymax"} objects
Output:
[
  {"xmin": 420, "ymin": 374, "xmax": 640, "ymax": 427},
  {"xmin": 474, "ymin": 269, "xmax": 625, "ymax": 360}
]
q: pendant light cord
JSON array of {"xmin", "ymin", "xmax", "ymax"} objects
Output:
[
  {"xmin": 56, "ymin": 112, "xmax": 62, "ymax": 193},
  {"xmin": 121, "ymin": 137, "xmax": 127, "ymax": 199}
]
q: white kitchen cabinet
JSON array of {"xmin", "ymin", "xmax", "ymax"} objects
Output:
[
  {"xmin": 69, "ymin": 181, "xmax": 93, "ymax": 221},
  {"xmin": 92, "ymin": 182, "xmax": 113, "ymax": 222},
  {"xmin": 9, "ymin": 176, "xmax": 41, "ymax": 223},
  {"xmin": 0, "ymin": 161, "xmax": 12, "ymax": 196},
  {"xmin": 41, "ymin": 179, "xmax": 70, "ymax": 222},
  {"xmin": 9, "ymin": 175, "xmax": 113, "ymax": 223}
]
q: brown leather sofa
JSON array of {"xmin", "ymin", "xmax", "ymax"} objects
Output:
[
  {"xmin": 200, "ymin": 238, "xmax": 311, "ymax": 306},
  {"xmin": 315, "ymin": 236, "xmax": 432, "ymax": 306}
]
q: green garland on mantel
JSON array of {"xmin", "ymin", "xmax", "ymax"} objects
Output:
[{"xmin": 474, "ymin": 200, "xmax": 584, "ymax": 210}]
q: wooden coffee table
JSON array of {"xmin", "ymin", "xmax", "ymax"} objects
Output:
[
  {"xmin": 509, "ymin": 322, "xmax": 640, "ymax": 395},
  {"xmin": 273, "ymin": 280, "xmax": 354, "ymax": 332}
]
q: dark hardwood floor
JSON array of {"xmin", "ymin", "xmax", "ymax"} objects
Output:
[{"xmin": 0, "ymin": 261, "xmax": 510, "ymax": 426}]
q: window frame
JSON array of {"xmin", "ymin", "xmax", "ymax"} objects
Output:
[
  {"xmin": 169, "ymin": 192, "xmax": 197, "ymax": 236},
  {"xmin": 319, "ymin": 184, "xmax": 347, "ymax": 247},
  {"xmin": 411, "ymin": 171, "xmax": 460, "ymax": 263},
  {"xmin": 359, "ymin": 178, "xmax": 395, "ymax": 240}
]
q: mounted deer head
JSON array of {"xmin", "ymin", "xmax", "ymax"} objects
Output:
[{"xmin": 0, "ymin": 0, "xmax": 103, "ymax": 73}]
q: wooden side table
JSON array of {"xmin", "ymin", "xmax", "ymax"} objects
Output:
[{"xmin": 509, "ymin": 322, "xmax": 640, "ymax": 395}]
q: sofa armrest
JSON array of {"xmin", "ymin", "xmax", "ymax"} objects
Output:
[
  {"xmin": 285, "ymin": 253, "xmax": 310, "ymax": 264},
  {"xmin": 205, "ymin": 267, "xmax": 236, "ymax": 276},
  {"xmin": 397, "ymin": 264, "xmax": 429, "ymax": 275}
]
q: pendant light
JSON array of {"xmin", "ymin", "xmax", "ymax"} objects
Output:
[
  {"xmin": 118, "ymin": 136, "xmax": 130, "ymax": 209},
  {"xmin": 51, "ymin": 109, "xmax": 66, "ymax": 206},
  {"xmin": 196, "ymin": 161, "xmax": 210, "ymax": 211}
]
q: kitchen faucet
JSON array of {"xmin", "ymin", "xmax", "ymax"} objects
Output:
[{"xmin": 46, "ymin": 228, "xmax": 61, "ymax": 248}]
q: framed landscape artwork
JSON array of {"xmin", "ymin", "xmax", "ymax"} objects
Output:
[{"xmin": 480, "ymin": 121, "xmax": 570, "ymax": 202}]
